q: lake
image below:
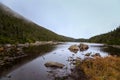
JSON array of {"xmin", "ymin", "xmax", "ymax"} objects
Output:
[{"xmin": 0, "ymin": 42, "xmax": 111, "ymax": 80}]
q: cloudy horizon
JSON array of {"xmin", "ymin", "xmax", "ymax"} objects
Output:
[{"xmin": 0, "ymin": 0, "xmax": 120, "ymax": 39}]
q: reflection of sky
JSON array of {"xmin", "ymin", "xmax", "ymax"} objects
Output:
[
  {"xmin": 1, "ymin": 42, "xmax": 108, "ymax": 80},
  {"xmin": 1, "ymin": 0, "xmax": 120, "ymax": 38}
]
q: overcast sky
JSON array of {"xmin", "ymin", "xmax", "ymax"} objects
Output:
[{"xmin": 0, "ymin": 0, "xmax": 120, "ymax": 38}]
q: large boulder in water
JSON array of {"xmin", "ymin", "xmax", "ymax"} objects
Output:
[
  {"xmin": 68, "ymin": 45, "xmax": 79, "ymax": 53},
  {"xmin": 78, "ymin": 43, "xmax": 89, "ymax": 51},
  {"xmin": 44, "ymin": 61, "xmax": 65, "ymax": 68}
]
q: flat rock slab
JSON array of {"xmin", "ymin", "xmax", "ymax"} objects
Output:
[{"xmin": 44, "ymin": 61, "xmax": 65, "ymax": 68}]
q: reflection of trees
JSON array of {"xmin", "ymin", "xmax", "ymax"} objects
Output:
[{"xmin": 103, "ymin": 46, "xmax": 120, "ymax": 56}]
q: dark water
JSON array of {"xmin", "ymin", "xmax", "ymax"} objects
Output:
[
  {"xmin": 102, "ymin": 46, "xmax": 120, "ymax": 56},
  {"xmin": 0, "ymin": 42, "xmax": 116, "ymax": 80}
]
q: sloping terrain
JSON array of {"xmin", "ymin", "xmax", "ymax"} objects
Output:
[
  {"xmin": 89, "ymin": 27, "xmax": 120, "ymax": 45},
  {"xmin": 0, "ymin": 3, "xmax": 73, "ymax": 44}
]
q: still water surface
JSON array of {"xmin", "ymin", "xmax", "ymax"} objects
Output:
[{"xmin": 0, "ymin": 42, "xmax": 108, "ymax": 80}]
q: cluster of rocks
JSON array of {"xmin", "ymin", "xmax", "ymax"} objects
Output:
[
  {"xmin": 44, "ymin": 43, "xmax": 89, "ymax": 69},
  {"xmin": 68, "ymin": 43, "xmax": 102, "ymax": 58},
  {"xmin": 17, "ymin": 41, "xmax": 62, "ymax": 47},
  {"xmin": 85, "ymin": 52, "xmax": 101, "ymax": 57},
  {"xmin": 44, "ymin": 43, "xmax": 104, "ymax": 69},
  {"xmin": 44, "ymin": 57, "xmax": 82, "ymax": 69},
  {"xmin": 0, "ymin": 41, "xmax": 61, "ymax": 48},
  {"xmin": 0, "ymin": 41, "xmax": 61, "ymax": 68},
  {"xmin": 83, "ymin": 53, "xmax": 102, "ymax": 61},
  {"xmin": 0, "ymin": 44, "xmax": 27, "ymax": 67},
  {"xmin": 68, "ymin": 43, "xmax": 89, "ymax": 53}
]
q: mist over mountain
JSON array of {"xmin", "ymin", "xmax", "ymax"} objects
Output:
[{"xmin": 0, "ymin": 3, "xmax": 73, "ymax": 44}]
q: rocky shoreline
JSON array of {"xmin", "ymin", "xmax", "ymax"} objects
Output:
[
  {"xmin": 0, "ymin": 41, "xmax": 62, "ymax": 70},
  {"xmin": 109, "ymin": 45, "xmax": 120, "ymax": 49}
]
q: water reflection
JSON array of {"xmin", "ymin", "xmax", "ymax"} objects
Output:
[
  {"xmin": 102, "ymin": 46, "xmax": 120, "ymax": 56},
  {"xmin": 0, "ymin": 42, "xmax": 109, "ymax": 80}
]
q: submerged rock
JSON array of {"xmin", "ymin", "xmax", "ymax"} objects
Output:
[
  {"xmin": 68, "ymin": 45, "xmax": 79, "ymax": 53},
  {"xmin": 44, "ymin": 61, "xmax": 65, "ymax": 68},
  {"xmin": 78, "ymin": 43, "xmax": 89, "ymax": 51},
  {"xmin": 91, "ymin": 53, "xmax": 101, "ymax": 57},
  {"xmin": 84, "ymin": 57, "xmax": 93, "ymax": 61},
  {"xmin": 85, "ymin": 53, "xmax": 91, "ymax": 56}
]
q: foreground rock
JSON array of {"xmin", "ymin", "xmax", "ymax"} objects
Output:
[
  {"xmin": 91, "ymin": 53, "xmax": 101, "ymax": 58},
  {"xmin": 85, "ymin": 53, "xmax": 91, "ymax": 56},
  {"xmin": 78, "ymin": 43, "xmax": 89, "ymax": 51},
  {"xmin": 45, "ymin": 61, "xmax": 65, "ymax": 68},
  {"xmin": 68, "ymin": 45, "xmax": 79, "ymax": 53}
]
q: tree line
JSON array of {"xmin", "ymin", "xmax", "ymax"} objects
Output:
[
  {"xmin": 0, "ymin": 5, "xmax": 73, "ymax": 44},
  {"xmin": 89, "ymin": 26, "xmax": 120, "ymax": 45}
]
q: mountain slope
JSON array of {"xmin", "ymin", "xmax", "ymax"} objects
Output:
[
  {"xmin": 89, "ymin": 27, "xmax": 120, "ymax": 45},
  {"xmin": 0, "ymin": 3, "xmax": 73, "ymax": 44}
]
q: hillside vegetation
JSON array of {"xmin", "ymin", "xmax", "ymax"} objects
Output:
[
  {"xmin": 89, "ymin": 27, "xmax": 120, "ymax": 45},
  {"xmin": 0, "ymin": 3, "xmax": 73, "ymax": 44},
  {"xmin": 74, "ymin": 38, "xmax": 89, "ymax": 42}
]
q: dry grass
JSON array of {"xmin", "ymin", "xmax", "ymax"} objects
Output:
[{"xmin": 76, "ymin": 56, "xmax": 120, "ymax": 80}]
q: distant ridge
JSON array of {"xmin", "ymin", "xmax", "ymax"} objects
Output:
[
  {"xmin": 0, "ymin": 3, "xmax": 73, "ymax": 44},
  {"xmin": 89, "ymin": 27, "xmax": 120, "ymax": 45}
]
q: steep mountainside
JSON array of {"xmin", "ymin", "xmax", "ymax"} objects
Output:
[
  {"xmin": 89, "ymin": 27, "xmax": 120, "ymax": 45},
  {"xmin": 0, "ymin": 3, "xmax": 73, "ymax": 44}
]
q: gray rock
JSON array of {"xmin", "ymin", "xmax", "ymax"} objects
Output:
[
  {"xmin": 91, "ymin": 53, "xmax": 101, "ymax": 57},
  {"xmin": 17, "ymin": 44, "xmax": 25, "ymax": 47},
  {"xmin": 78, "ymin": 43, "xmax": 89, "ymax": 51},
  {"xmin": 24, "ymin": 43, "xmax": 30, "ymax": 47},
  {"xmin": 85, "ymin": 53, "xmax": 91, "ymax": 56},
  {"xmin": 45, "ymin": 61, "xmax": 65, "ymax": 68},
  {"xmin": 4, "ymin": 44, "xmax": 11, "ymax": 48},
  {"xmin": 68, "ymin": 45, "xmax": 79, "ymax": 53}
]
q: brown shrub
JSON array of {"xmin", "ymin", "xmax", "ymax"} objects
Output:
[{"xmin": 76, "ymin": 56, "xmax": 120, "ymax": 80}]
